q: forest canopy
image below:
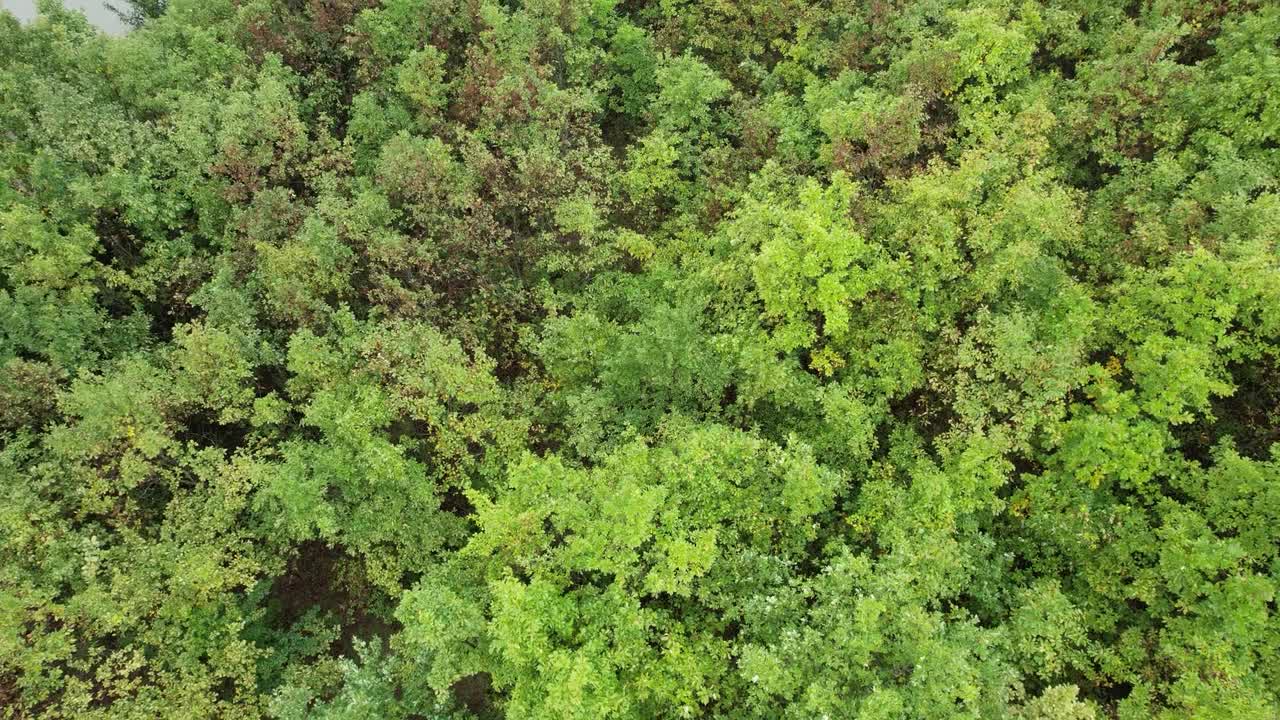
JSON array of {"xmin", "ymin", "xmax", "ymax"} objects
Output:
[{"xmin": 1, "ymin": 0, "xmax": 1279, "ymax": 718}]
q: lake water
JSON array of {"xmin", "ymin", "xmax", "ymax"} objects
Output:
[{"xmin": 2, "ymin": 0, "xmax": 129, "ymax": 35}]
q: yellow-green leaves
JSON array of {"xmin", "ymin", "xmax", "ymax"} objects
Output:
[
  {"xmin": 399, "ymin": 424, "xmax": 842, "ymax": 717},
  {"xmin": 654, "ymin": 53, "xmax": 731, "ymax": 140},
  {"xmin": 395, "ymin": 46, "xmax": 449, "ymax": 122},
  {"xmin": 736, "ymin": 173, "xmax": 895, "ymax": 354}
]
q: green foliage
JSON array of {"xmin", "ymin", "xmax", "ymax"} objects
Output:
[
  {"xmin": 2, "ymin": 0, "xmax": 1279, "ymax": 718},
  {"xmin": 398, "ymin": 423, "xmax": 842, "ymax": 718}
]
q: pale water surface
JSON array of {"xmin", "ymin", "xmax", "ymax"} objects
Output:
[{"xmin": 3, "ymin": 0, "xmax": 129, "ymax": 35}]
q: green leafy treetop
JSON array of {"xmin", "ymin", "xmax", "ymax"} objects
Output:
[{"xmin": 1, "ymin": 0, "xmax": 1278, "ymax": 718}]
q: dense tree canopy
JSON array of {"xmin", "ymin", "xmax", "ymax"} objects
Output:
[{"xmin": 2, "ymin": 0, "xmax": 1279, "ymax": 717}]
